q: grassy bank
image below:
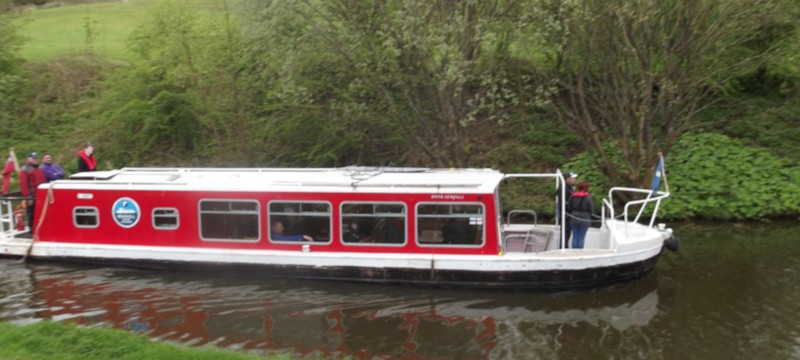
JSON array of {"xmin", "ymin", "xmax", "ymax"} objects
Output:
[
  {"xmin": 14, "ymin": 1, "xmax": 141, "ymax": 61},
  {"xmin": 0, "ymin": 321, "xmax": 289, "ymax": 360}
]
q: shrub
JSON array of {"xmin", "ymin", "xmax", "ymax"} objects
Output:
[{"xmin": 562, "ymin": 133, "xmax": 800, "ymax": 220}]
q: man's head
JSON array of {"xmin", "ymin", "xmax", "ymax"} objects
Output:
[
  {"xmin": 26, "ymin": 152, "xmax": 39, "ymax": 165},
  {"xmin": 42, "ymin": 154, "xmax": 53, "ymax": 164},
  {"xmin": 271, "ymin": 220, "xmax": 285, "ymax": 234},
  {"xmin": 565, "ymin": 172, "xmax": 578, "ymax": 185}
]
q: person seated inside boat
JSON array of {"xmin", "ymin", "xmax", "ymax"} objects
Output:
[
  {"xmin": 383, "ymin": 219, "xmax": 404, "ymax": 244},
  {"xmin": 359, "ymin": 218, "xmax": 404, "ymax": 244},
  {"xmin": 270, "ymin": 220, "xmax": 313, "ymax": 242},
  {"xmin": 343, "ymin": 221, "xmax": 364, "ymax": 243},
  {"xmin": 442, "ymin": 218, "xmax": 470, "ymax": 244}
]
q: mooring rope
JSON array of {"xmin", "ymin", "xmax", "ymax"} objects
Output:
[{"xmin": 20, "ymin": 183, "xmax": 55, "ymax": 262}]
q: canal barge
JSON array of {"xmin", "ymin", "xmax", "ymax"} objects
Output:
[{"xmin": 0, "ymin": 167, "xmax": 676, "ymax": 289}]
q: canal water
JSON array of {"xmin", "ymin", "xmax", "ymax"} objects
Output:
[{"xmin": 1, "ymin": 220, "xmax": 799, "ymax": 359}]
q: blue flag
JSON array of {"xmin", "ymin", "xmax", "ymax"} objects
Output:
[{"xmin": 651, "ymin": 155, "xmax": 664, "ymax": 195}]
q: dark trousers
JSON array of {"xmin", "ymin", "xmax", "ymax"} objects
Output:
[
  {"xmin": 562, "ymin": 218, "xmax": 572, "ymax": 248},
  {"xmin": 26, "ymin": 200, "xmax": 35, "ymax": 233}
]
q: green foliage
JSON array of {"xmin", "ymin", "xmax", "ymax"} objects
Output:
[
  {"xmin": 4, "ymin": 55, "xmax": 110, "ymax": 167},
  {"xmin": 0, "ymin": 320, "xmax": 288, "ymax": 359},
  {"xmin": 564, "ymin": 133, "xmax": 800, "ymax": 220},
  {"xmin": 0, "ymin": 2, "xmax": 23, "ymax": 128},
  {"xmin": 238, "ymin": 0, "xmax": 535, "ymax": 167},
  {"xmin": 696, "ymin": 92, "xmax": 800, "ymax": 163},
  {"xmin": 660, "ymin": 133, "xmax": 799, "ymax": 220},
  {"xmin": 82, "ymin": 0, "xmax": 254, "ymax": 167}
]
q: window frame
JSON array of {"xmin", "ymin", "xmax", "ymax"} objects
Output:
[
  {"xmin": 73, "ymin": 206, "xmax": 100, "ymax": 228},
  {"xmin": 340, "ymin": 201, "xmax": 407, "ymax": 247},
  {"xmin": 415, "ymin": 202, "xmax": 485, "ymax": 247},
  {"xmin": 267, "ymin": 200, "xmax": 333, "ymax": 244},
  {"xmin": 198, "ymin": 199, "xmax": 261, "ymax": 242},
  {"xmin": 152, "ymin": 207, "xmax": 180, "ymax": 230}
]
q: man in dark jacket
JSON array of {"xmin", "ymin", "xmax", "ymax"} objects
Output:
[
  {"xmin": 19, "ymin": 152, "xmax": 47, "ymax": 233},
  {"xmin": 556, "ymin": 171, "xmax": 577, "ymax": 248}
]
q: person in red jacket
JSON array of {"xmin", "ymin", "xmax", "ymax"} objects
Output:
[
  {"xmin": 19, "ymin": 152, "xmax": 47, "ymax": 233},
  {"xmin": 77, "ymin": 142, "xmax": 97, "ymax": 172},
  {"xmin": 2, "ymin": 152, "xmax": 17, "ymax": 195}
]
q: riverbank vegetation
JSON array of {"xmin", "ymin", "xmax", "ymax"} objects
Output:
[
  {"xmin": 0, "ymin": 0, "xmax": 797, "ymax": 220},
  {"xmin": 0, "ymin": 320, "xmax": 288, "ymax": 359}
]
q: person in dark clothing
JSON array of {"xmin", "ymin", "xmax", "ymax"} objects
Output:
[
  {"xmin": 556, "ymin": 171, "xmax": 577, "ymax": 247},
  {"xmin": 343, "ymin": 221, "xmax": 363, "ymax": 243},
  {"xmin": 442, "ymin": 218, "xmax": 469, "ymax": 244},
  {"xmin": 383, "ymin": 219, "xmax": 404, "ymax": 244},
  {"xmin": 567, "ymin": 181, "xmax": 594, "ymax": 249},
  {"xmin": 19, "ymin": 152, "xmax": 47, "ymax": 233},
  {"xmin": 77, "ymin": 143, "xmax": 97, "ymax": 172}
]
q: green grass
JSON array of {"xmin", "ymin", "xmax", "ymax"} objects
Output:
[
  {"xmin": 15, "ymin": 2, "xmax": 143, "ymax": 61},
  {"xmin": 0, "ymin": 321, "xmax": 291, "ymax": 360}
]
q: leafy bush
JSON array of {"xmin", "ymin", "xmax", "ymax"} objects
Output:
[
  {"xmin": 563, "ymin": 133, "xmax": 800, "ymax": 220},
  {"xmin": 661, "ymin": 133, "xmax": 799, "ymax": 219}
]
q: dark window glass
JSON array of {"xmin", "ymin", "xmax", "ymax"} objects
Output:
[
  {"xmin": 269, "ymin": 201, "xmax": 331, "ymax": 243},
  {"xmin": 341, "ymin": 203, "xmax": 406, "ymax": 245},
  {"xmin": 153, "ymin": 208, "xmax": 179, "ymax": 230},
  {"xmin": 74, "ymin": 207, "xmax": 99, "ymax": 227},
  {"xmin": 416, "ymin": 203, "xmax": 484, "ymax": 246},
  {"xmin": 199, "ymin": 200, "xmax": 259, "ymax": 241}
]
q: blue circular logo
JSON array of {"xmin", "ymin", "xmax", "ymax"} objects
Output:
[{"xmin": 112, "ymin": 197, "xmax": 140, "ymax": 228}]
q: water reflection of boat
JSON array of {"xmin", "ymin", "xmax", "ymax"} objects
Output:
[{"xmin": 0, "ymin": 261, "xmax": 660, "ymax": 358}]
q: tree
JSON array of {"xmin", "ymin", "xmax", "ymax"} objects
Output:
[
  {"xmin": 535, "ymin": 0, "xmax": 787, "ymax": 188},
  {"xmin": 83, "ymin": 0, "xmax": 253, "ymax": 166},
  {"xmin": 238, "ymin": 0, "xmax": 527, "ymax": 168}
]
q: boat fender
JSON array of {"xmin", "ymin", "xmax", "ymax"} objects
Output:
[{"xmin": 663, "ymin": 234, "xmax": 680, "ymax": 252}]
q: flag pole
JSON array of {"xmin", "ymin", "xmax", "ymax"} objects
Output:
[
  {"xmin": 658, "ymin": 152, "xmax": 670, "ymax": 193},
  {"xmin": 10, "ymin": 148, "xmax": 20, "ymax": 172}
]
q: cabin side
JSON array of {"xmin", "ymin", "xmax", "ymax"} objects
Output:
[{"xmin": 34, "ymin": 187, "xmax": 502, "ymax": 255}]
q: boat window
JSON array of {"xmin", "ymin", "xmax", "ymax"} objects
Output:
[
  {"xmin": 152, "ymin": 208, "xmax": 179, "ymax": 230},
  {"xmin": 416, "ymin": 203, "xmax": 484, "ymax": 246},
  {"xmin": 199, "ymin": 200, "xmax": 260, "ymax": 242},
  {"xmin": 341, "ymin": 202, "xmax": 406, "ymax": 245},
  {"xmin": 73, "ymin": 207, "xmax": 99, "ymax": 228},
  {"xmin": 268, "ymin": 201, "xmax": 332, "ymax": 243}
]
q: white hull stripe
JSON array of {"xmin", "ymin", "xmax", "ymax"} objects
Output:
[{"xmin": 9, "ymin": 242, "xmax": 664, "ymax": 272}]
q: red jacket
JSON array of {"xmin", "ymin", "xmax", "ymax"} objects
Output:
[
  {"xmin": 2, "ymin": 159, "xmax": 14, "ymax": 176},
  {"xmin": 19, "ymin": 165, "xmax": 46, "ymax": 198}
]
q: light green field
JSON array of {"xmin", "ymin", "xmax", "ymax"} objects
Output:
[{"xmin": 15, "ymin": 1, "xmax": 144, "ymax": 61}]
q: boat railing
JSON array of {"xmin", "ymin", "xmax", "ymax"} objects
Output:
[
  {"xmin": 601, "ymin": 198, "xmax": 617, "ymax": 250},
  {"xmin": 0, "ymin": 193, "xmax": 31, "ymax": 239},
  {"xmin": 605, "ymin": 187, "xmax": 670, "ymax": 236},
  {"xmin": 502, "ymin": 231, "xmax": 550, "ymax": 253},
  {"xmin": 503, "ymin": 172, "xmax": 567, "ymax": 250},
  {"xmin": 506, "ymin": 210, "xmax": 537, "ymax": 226}
]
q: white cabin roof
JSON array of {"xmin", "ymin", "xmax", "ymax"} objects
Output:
[{"xmin": 55, "ymin": 167, "xmax": 508, "ymax": 194}]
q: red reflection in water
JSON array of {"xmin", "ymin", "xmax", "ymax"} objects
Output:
[{"xmin": 32, "ymin": 273, "xmax": 497, "ymax": 359}]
